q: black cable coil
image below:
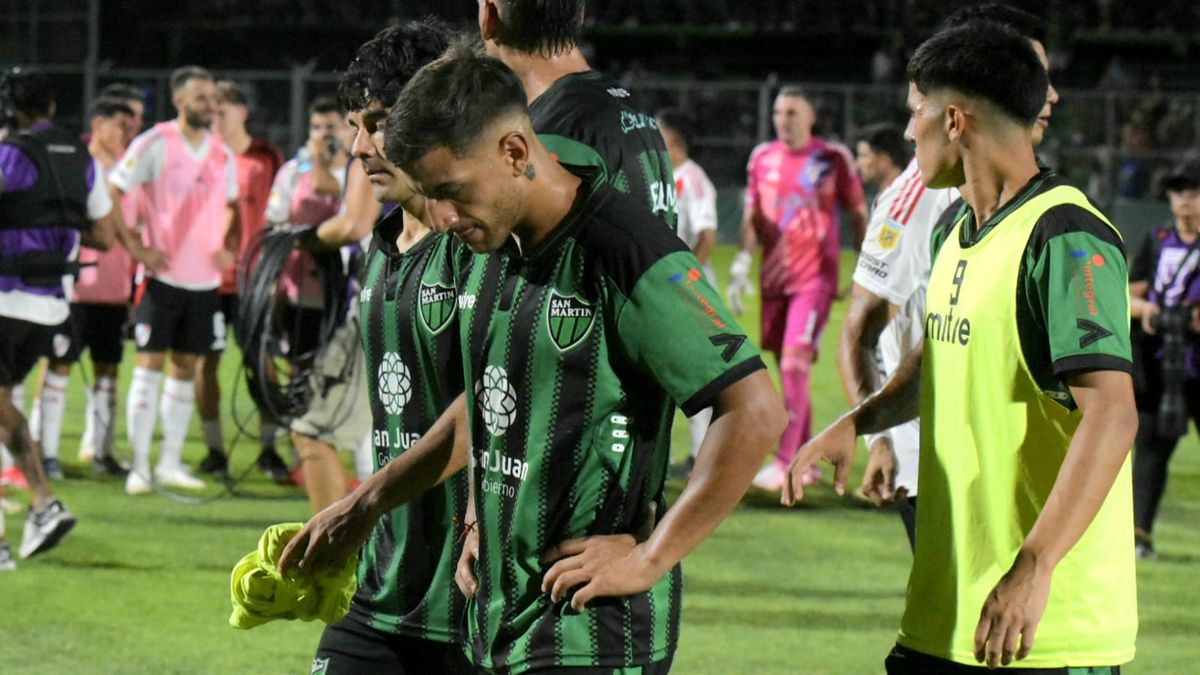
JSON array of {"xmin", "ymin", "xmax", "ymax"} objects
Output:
[{"xmin": 234, "ymin": 226, "xmax": 350, "ymax": 423}]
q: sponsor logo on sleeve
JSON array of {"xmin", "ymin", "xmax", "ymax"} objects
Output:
[
  {"xmin": 607, "ymin": 87, "xmax": 631, "ymax": 98},
  {"xmin": 857, "ymin": 253, "xmax": 890, "ymax": 280},
  {"xmin": 1076, "ymin": 318, "xmax": 1114, "ymax": 348},
  {"xmin": 670, "ymin": 267, "xmax": 728, "ymax": 330},
  {"xmin": 1071, "ymin": 249, "xmax": 1106, "ymax": 317},
  {"xmin": 619, "ymin": 111, "xmax": 659, "ymax": 134}
]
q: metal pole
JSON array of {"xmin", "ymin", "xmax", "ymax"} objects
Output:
[
  {"xmin": 757, "ymin": 73, "xmax": 777, "ymax": 143},
  {"xmin": 28, "ymin": 0, "xmax": 39, "ymax": 64},
  {"xmin": 82, "ymin": 0, "xmax": 100, "ymax": 128},
  {"xmin": 289, "ymin": 62, "xmax": 313, "ymax": 154}
]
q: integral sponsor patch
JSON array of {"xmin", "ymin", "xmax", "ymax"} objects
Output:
[
  {"xmin": 546, "ymin": 291, "xmax": 595, "ymax": 352},
  {"xmin": 877, "ymin": 222, "xmax": 902, "ymax": 251}
]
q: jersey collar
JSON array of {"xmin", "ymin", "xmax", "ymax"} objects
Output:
[{"xmin": 956, "ymin": 166, "xmax": 1058, "ymax": 248}]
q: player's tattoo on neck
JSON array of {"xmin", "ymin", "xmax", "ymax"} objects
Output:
[{"xmin": 524, "ymin": 163, "xmax": 536, "ymax": 180}]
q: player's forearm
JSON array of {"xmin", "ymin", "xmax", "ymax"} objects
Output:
[
  {"xmin": 310, "ymin": 162, "xmax": 342, "ymax": 196},
  {"xmin": 737, "ymin": 212, "xmax": 757, "ymax": 253},
  {"xmin": 81, "ymin": 210, "xmax": 117, "ymax": 251},
  {"xmin": 315, "ymin": 165, "xmax": 379, "ymax": 247},
  {"xmin": 358, "ymin": 393, "xmax": 470, "ymax": 521},
  {"xmin": 222, "ymin": 205, "xmax": 240, "ymax": 252},
  {"xmin": 639, "ymin": 371, "xmax": 785, "ymax": 572},
  {"xmin": 693, "ymin": 229, "xmax": 715, "ymax": 266},
  {"xmin": 850, "ymin": 207, "xmax": 868, "ymax": 251},
  {"xmin": 1128, "ymin": 281, "xmax": 1152, "ymax": 318},
  {"xmin": 837, "ymin": 284, "xmax": 889, "ymax": 405},
  {"xmin": 848, "ymin": 341, "xmax": 923, "ymax": 435},
  {"xmin": 1019, "ymin": 371, "xmax": 1137, "ymax": 570}
]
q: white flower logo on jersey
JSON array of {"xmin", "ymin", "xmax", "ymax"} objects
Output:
[
  {"xmin": 377, "ymin": 352, "xmax": 412, "ymax": 415},
  {"xmin": 476, "ymin": 365, "xmax": 517, "ymax": 436}
]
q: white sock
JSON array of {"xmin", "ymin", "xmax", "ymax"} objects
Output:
[
  {"xmin": 688, "ymin": 407, "xmax": 713, "ymax": 460},
  {"xmin": 0, "ymin": 444, "xmax": 12, "ymax": 471},
  {"xmin": 354, "ymin": 433, "xmax": 373, "ymax": 480},
  {"xmin": 92, "ymin": 376, "xmax": 117, "ymax": 459},
  {"xmin": 157, "ymin": 377, "xmax": 195, "ymax": 472},
  {"xmin": 201, "ymin": 418, "xmax": 223, "ymax": 453},
  {"xmin": 10, "ymin": 384, "xmax": 24, "ymax": 414},
  {"xmin": 39, "ymin": 372, "xmax": 70, "ymax": 460},
  {"xmin": 260, "ymin": 420, "xmax": 277, "ymax": 450},
  {"xmin": 126, "ymin": 367, "xmax": 163, "ymax": 476},
  {"xmin": 28, "ymin": 389, "xmax": 41, "ymax": 442},
  {"xmin": 80, "ymin": 384, "xmax": 96, "ymax": 459}
]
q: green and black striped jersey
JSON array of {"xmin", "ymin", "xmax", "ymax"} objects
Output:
[
  {"xmin": 351, "ymin": 207, "xmax": 470, "ymax": 643},
  {"xmin": 455, "ymin": 168, "xmax": 765, "ymax": 671},
  {"xmin": 530, "ymin": 70, "xmax": 676, "ymax": 230}
]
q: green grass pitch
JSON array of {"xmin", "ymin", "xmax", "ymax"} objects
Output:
[{"xmin": 1, "ymin": 246, "xmax": 1196, "ymax": 673}]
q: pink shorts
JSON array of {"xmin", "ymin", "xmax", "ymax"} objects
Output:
[{"xmin": 760, "ymin": 287, "xmax": 833, "ymax": 355}]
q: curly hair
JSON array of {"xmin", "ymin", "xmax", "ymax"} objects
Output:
[{"xmin": 337, "ymin": 18, "xmax": 456, "ymax": 113}]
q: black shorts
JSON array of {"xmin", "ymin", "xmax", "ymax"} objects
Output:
[
  {"xmin": 884, "ymin": 644, "xmax": 1121, "ymax": 674},
  {"xmin": 133, "ymin": 278, "xmax": 226, "ymax": 355},
  {"xmin": 220, "ymin": 293, "xmax": 238, "ymax": 341},
  {"xmin": 0, "ymin": 315, "xmax": 55, "ymax": 387},
  {"xmin": 314, "ymin": 614, "xmax": 473, "ymax": 674},
  {"xmin": 48, "ymin": 303, "xmax": 128, "ymax": 365}
]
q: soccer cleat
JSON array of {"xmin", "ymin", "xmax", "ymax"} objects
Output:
[
  {"xmin": 0, "ymin": 542, "xmax": 15, "ymax": 571},
  {"xmin": 751, "ymin": 463, "xmax": 787, "ymax": 492},
  {"xmin": 197, "ymin": 448, "xmax": 229, "ymax": 477},
  {"xmin": 125, "ymin": 470, "xmax": 152, "ymax": 495},
  {"xmin": 19, "ymin": 499, "xmax": 76, "ymax": 559},
  {"xmin": 668, "ymin": 456, "xmax": 695, "ymax": 481},
  {"xmin": 1134, "ymin": 529, "xmax": 1158, "ymax": 560},
  {"xmin": 256, "ymin": 448, "xmax": 291, "ymax": 485},
  {"xmin": 92, "ymin": 454, "xmax": 129, "ymax": 477},
  {"xmin": 78, "ymin": 440, "xmax": 96, "ymax": 463},
  {"xmin": 155, "ymin": 465, "xmax": 206, "ymax": 490},
  {"xmin": 42, "ymin": 457, "xmax": 64, "ymax": 481}
]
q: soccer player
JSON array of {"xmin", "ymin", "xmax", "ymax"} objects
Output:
[
  {"xmin": 302, "ymin": 21, "xmax": 475, "ymax": 673},
  {"xmin": 109, "ymin": 66, "xmax": 240, "ymax": 494},
  {"xmin": 478, "ymin": 0, "xmax": 676, "ymax": 229},
  {"xmin": 0, "ymin": 67, "xmax": 116, "ymax": 561},
  {"xmin": 787, "ymin": 24, "xmax": 1138, "ymax": 672},
  {"xmin": 728, "ymin": 85, "xmax": 868, "ymax": 492},
  {"xmin": 833, "ymin": 5, "xmax": 1059, "ymax": 548},
  {"xmin": 195, "ymin": 79, "xmax": 286, "ymax": 480},
  {"xmin": 656, "ymin": 107, "xmax": 720, "ymax": 479},
  {"xmin": 38, "ymin": 98, "xmax": 168, "ymax": 480},
  {"xmin": 281, "ymin": 45, "xmax": 786, "ymax": 674},
  {"xmin": 98, "ymin": 83, "xmax": 146, "ymax": 147}
]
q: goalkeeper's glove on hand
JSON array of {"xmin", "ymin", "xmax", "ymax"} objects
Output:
[{"xmin": 726, "ymin": 250, "xmax": 754, "ymax": 315}]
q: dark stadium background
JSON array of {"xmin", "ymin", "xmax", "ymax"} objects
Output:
[{"xmin": 5, "ymin": 0, "xmax": 1199, "ymax": 242}]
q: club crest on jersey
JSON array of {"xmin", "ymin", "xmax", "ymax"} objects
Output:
[
  {"xmin": 419, "ymin": 282, "xmax": 456, "ymax": 335},
  {"xmin": 547, "ymin": 291, "xmax": 595, "ymax": 351},
  {"xmin": 310, "ymin": 657, "xmax": 330, "ymax": 675}
]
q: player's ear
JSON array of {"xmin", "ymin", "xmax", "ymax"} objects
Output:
[
  {"xmin": 499, "ymin": 131, "xmax": 530, "ymax": 179},
  {"xmin": 479, "ymin": 0, "xmax": 502, "ymax": 42},
  {"xmin": 944, "ymin": 103, "xmax": 966, "ymax": 144}
]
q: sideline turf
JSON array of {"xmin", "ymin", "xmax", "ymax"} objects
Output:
[{"xmin": 0, "ymin": 247, "xmax": 1195, "ymax": 674}]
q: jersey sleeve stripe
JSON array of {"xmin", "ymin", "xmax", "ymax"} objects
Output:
[
  {"xmin": 899, "ymin": 185, "xmax": 927, "ymax": 225},
  {"xmin": 889, "ymin": 173, "xmax": 922, "ymax": 221}
]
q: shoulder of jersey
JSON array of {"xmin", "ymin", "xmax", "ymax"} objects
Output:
[{"xmin": 574, "ymin": 186, "xmax": 685, "ymax": 262}]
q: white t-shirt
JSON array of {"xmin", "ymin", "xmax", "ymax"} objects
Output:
[
  {"xmin": 674, "ymin": 158, "xmax": 717, "ymax": 250},
  {"xmin": 852, "ymin": 158, "xmax": 959, "ymax": 495}
]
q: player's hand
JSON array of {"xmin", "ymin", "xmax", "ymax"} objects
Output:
[
  {"xmin": 861, "ymin": 436, "xmax": 902, "ymax": 506},
  {"xmin": 1141, "ymin": 302, "xmax": 1160, "ymax": 335},
  {"xmin": 973, "ymin": 549, "xmax": 1052, "ymax": 668},
  {"xmin": 541, "ymin": 535, "xmax": 665, "ymax": 613},
  {"xmin": 455, "ymin": 522, "xmax": 480, "ymax": 598},
  {"xmin": 306, "ymin": 136, "xmax": 331, "ymax": 166},
  {"xmin": 277, "ymin": 493, "xmax": 376, "ymax": 575},
  {"xmin": 134, "ymin": 245, "xmax": 170, "ymax": 274},
  {"xmin": 782, "ymin": 414, "xmax": 856, "ymax": 506},
  {"xmin": 726, "ymin": 250, "xmax": 754, "ymax": 315},
  {"xmin": 212, "ymin": 248, "xmax": 236, "ymax": 272}
]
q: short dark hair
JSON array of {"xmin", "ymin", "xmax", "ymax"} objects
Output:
[
  {"xmin": 89, "ymin": 96, "xmax": 135, "ymax": 120},
  {"xmin": 384, "ymin": 41, "xmax": 528, "ymax": 170},
  {"xmin": 98, "ymin": 82, "xmax": 143, "ymax": 106},
  {"xmin": 655, "ymin": 107, "xmax": 693, "ymax": 148},
  {"xmin": 1, "ymin": 67, "xmax": 55, "ymax": 118},
  {"xmin": 215, "ymin": 80, "xmax": 248, "ymax": 106},
  {"xmin": 907, "ymin": 23, "xmax": 1047, "ymax": 126},
  {"xmin": 170, "ymin": 66, "xmax": 213, "ymax": 93},
  {"xmin": 308, "ymin": 96, "xmax": 341, "ymax": 117},
  {"xmin": 856, "ymin": 123, "xmax": 910, "ymax": 168},
  {"xmin": 777, "ymin": 85, "xmax": 809, "ymax": 101},
  {"xmin": 942, "ymin": 4, "xmax": 1046, "ymax": 44},
  {"xmin": 337, "ymin": 18, "xmax": 455, "ymax": 113},
  {"xmin": 495, "ymin": 0, "xmax": 585, "ymax": 57}
]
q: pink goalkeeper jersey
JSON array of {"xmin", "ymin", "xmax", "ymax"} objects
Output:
[
  {"xmin": 74, "ymin": 158, "xmax": 140, "ymax": 305},
  {"xmin": 110, "ymin": 121, "xmax": 236, "ymax": 290},
  {"xmin": 745, "ymin": 138, "xmax": 864, "ymax": 296}
]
